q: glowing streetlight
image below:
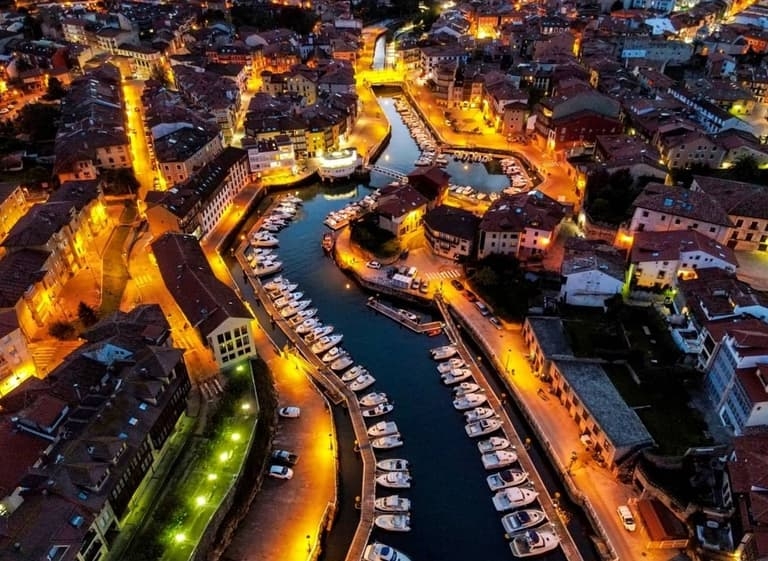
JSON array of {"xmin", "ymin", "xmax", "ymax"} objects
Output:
[{"xmin": 195, "ymin": 496, "xmax": 207, "ymax": 507}]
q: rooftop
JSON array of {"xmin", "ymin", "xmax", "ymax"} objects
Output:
[{"xmin": 525, "ymin": 316, "xmax": 574, "ymax": 357}]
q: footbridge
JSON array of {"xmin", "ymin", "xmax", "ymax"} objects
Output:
[{"xmin": 368, "ymin": 165, "xmax": 406, "ymax": 181}]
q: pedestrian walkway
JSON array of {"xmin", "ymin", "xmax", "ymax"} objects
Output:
[{"xmin": 423, "ymin": 269, "xmax": 462, "ymax": 280}]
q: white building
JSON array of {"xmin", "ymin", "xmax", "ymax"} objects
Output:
[{"xmin": 559, "ymin": 239, "xmax": 625, "ymax": 308}]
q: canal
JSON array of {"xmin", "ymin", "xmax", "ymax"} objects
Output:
[{"xmin": 228, "ymin": 95, "xmax": 599, "ymax": 561}]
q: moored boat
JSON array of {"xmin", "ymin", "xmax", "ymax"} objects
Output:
[
  {"xmin": 341, "ymin": 364, "xmax": 368, "ymax": 382},
  {"xmin": 464, "ymin": 406, "xmax": 496, "ymax": 422},
  {"xmin": 375, "ymin": 470, "xmax": 411, "ymax": 488},
  {"xmin": 478, "ymin": 436, "xmax": 512, "ymax": 453},
  {"xmin": 465, "ymin": 417, "xmax": 503, "ymax": 438},
  {"xmin": 289, "ymin": 308, "xmax": 318, "ymax": 325},
  {"xmin": 280, "ymin": 299, "xmax": 312, "ymax": 318},
  {"xmin": 437, "ymin": 358, "xmax": 466, "ymax": 373},
  {"xmin": 310, "ymin": 334, "xmax": 344, "ymax": 355},
  {"xmin": 362, "ymin": 403, "xmax": 394, "ymax": 418},
  {"xmin": 368, "ymin": 421, "xmax": 399, "ymax": 438},
  {"xmin": 372, "ymin": 434, "xmax": 403, "ymax": 449},
  {"xmin": 348, "ymin": 373, "xmax": 376, "ymax": 391},
  {"xmin": 501, "ymin": 509, "xmax": 547, "ymax": 534},
  {"xmin": 487, "ymin": 468, "xmax": 529, "ymax": 491},
  {"xmin": 453, "ymin": 392, "xmax": 488, "ymax": 410},
  {"xmin": 374, "ymin": 494, "xmax": 411, "ymax": 513},
  {"xmin": 482, "ymin": 449, "xmax": 518, "ymax": 470},
  {"xmin": 330, "ymin": 355, "xmax": 354, "ymax": 371},
  {"xmin": 303, "ymin": 325, "xmax": 334, "ymax": 342},
  {"xmin": 321, "ymin": 346, "xmax": 345, "ymax": 363},
  {"xmin": 374, "ymin": 514, "xmax": 411, "ymax": 533},
  {"xmin": 359, "ymin": 392, "xmax": 388, "ymax": 407},
  {"xmin": 251, "ymin": 232, "xmax": 279, "ymax": 248},
  {"xmin": 363, "ymin": 542, "xmax": 412, "ymax": 561},
  {"xmin": 453, "ymin": 382, "xmax": 482, "ymax": 397},
  {"xmin": 492, "ymin": 487, "xmax": 539, "ymax": 512},
  {"xmin": 376, "ymin": 458, "xmax": 409, "ymax": 471},
  {"xmin": 509, "ymin": 527, "xmax": 560, "ymax": 557},
  {"xmin": 430, "ymin": 344, "xmax": 458, "ymax": 360},
  {"xmin": 442, "ymin": 368, "xmax": 473, "ymax": 385}
]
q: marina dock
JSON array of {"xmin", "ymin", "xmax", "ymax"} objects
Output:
[{"xmin": 366, "ymin": 296, "xmax": 444, "ymax": 335}]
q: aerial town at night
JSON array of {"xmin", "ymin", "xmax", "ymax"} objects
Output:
[{"xmin": 2, "ymin": 0, "xmax": 768, "ymax": 559}]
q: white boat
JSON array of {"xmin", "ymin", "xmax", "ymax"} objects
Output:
[
  {"xmin": 376, "ymin": 458, "xmax": 409, "ymax": 472},
  {"xmin": 295, "ymin": 318, "xmax": 322, "ymax": 335},
  {"xmin": 371, "ymin": 434, "xmax": 403, "ymax": 449},
  {"xmin": 331, "ymin": 355, "xmax": 355, "ymax": 372},
  {"xmin": 280, "ymin": 299, "xmax": 312, "ymax": 318},
  {"xmin": 360, "ymin": 392, "xmax": 388, "ymax": 407},
  {"xmin": 487, "ymin": 468, "xmax": 529, "ymax": 491},
  {"xmin": 263, "ymin": 276, "xmax": 287, "ymax": 291},
  {"xmin": 465, "ymin": 417, "xmax": 503, "ymax": 438},
  {"xmin": 282, "ymin": 194, "xmax": 302, "ymax": 205},
  {"xmin": 368, "ymin": 421, "xmax": 399, "ymax": 438},
  {"xmin": 442, "ymin": 368, "xmax": 473, "ymax": 385},
  {"xmin": 437, "ymin": 358, "xmax": 466, "ymax": 373},
  {"xmin": 362, "ymin": 403, "xmax": 394, "ymax": 418},
  {"xmin": 374, "ymin": 514, "xmax": 411, "ymax": 532},
  {"xmin": 492, "ymin": 487, "xmax": 539, "ymax": 512},
  {"xmin": 430, "ymin": 345, "xmax": 458, "ymax": 360},
  {"xmin": 501, "ymin": 509, "xmax": 547, "ymax": 533},
  {"xmin": 348, "ymin": 373, "xmax": 376, "ymax": 391},
  {"xmin": 252, "ymin": 260, "xmax": 283, "ymax": 277},
  {"xmin": 478, "ymin": 437, "xmax": 511, "ymax": 453},
  {"xmin": 341, "ymin": 364, "xmax": 368, "ymax": 381},
  {"xmin": 464, "ymin": 406, "xmax": 496, "ymax": 423},
  {"xmin": 274, "ymin": 292, "xmax": 304, "ymax": 308},
  {"xmin": 453, "ymin": 392, "xmax": 488, "ymax": 410},
  {"xmin": 251, "ymin": 232, "xmax": 279, "ymax": 247},
  {"xmin": 482, "ymin": 449, "xmax": 518, "ymax": 470},
  {"xmin": 304, "ymin": 325, "xmax": 334, "ymax": 342},
  {"xmin": 267, "ymin": 282, "xmax": 297, "ymax": 295},
  {"xmin": 453, "ymin": 382, "xmax": 482, "ymax": 397},
  {"xmin": 363, "ymin": 542, "xmax": 412, "ymax": 561},
  {"xmin": 321, "ymin": 346, "xmax": 345, "ymax": 363},
  {"xmin": 509, "ymin": 528, "xmax": 560, "ymax": 558},
  {"xmin": 310, "ymin": 334, "xmax": 344, "ymax": 354},
  {"xmin": 376, "ymin": 470, "xmax": 411, "ymax": 488},
  {"xmin": 289, "ymin": 308, "xmax": 318, "ymax": 325},
  {"xmin": 374, "ymin": 494, "xmax": 411, "ymax": 512},
  {"xmin": 261, "ymin": 223, "xmax": 280, "ymax": 233}
]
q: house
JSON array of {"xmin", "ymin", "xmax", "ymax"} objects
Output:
[
  {"xmin": 559, "ymin": 238, "xmax": 625, "ymax": 308},
  {"xmin": 0, "ymin": 183, "xmax": 30, "ymax": 245},
  {"xmin": 522, "ymin": 316, "xmax": 574, "ymax": 377},
  {"xmin": 0, "ymin": 310, "xmax": 36, "ymax": 392},
  {"xmin": 549, "ymin": 359, "xmax": 655, "ymax": 468},
  {"xmin": 151, "ymin": 233, "xmax": 256, "ymax": 368},
  {"xmin": 704, "ymin": 319, "xmax": 768, "ymax": 434},
  {"xmin": 241, "ymin": 135, "xmax": 296, "ymax": 177},
  {"xmin": 477, "ymin": 191, "xmax": 566, "ymax": 260},
  {"xmin": 406, "ymin": 165, "xmax": 450, "ymax": 205},
  {"xmin": 374, "ymin": 184, "xmax": 429, "ymax": 238},
  {"xmin": 691, "ymin": 175, "xmax": 768, "ymax": 251},
  {"xmin": 657, "ymin": 129, "xmax": 725, "ymax": 170},
  {"xmin": 727, "ymin": 433, "xmax": 768, "ymax": 560},
  {"xmin": 629, "ymin": 183, "xmax": 732, "ymax": 243},
  {"xmin": 422, "ymin": 205, "xmax": 480, "ymax": 261},
  {"xmin": 628, "ymin": 229, "xmax": 737, "ymax": 290},
  {"xmin": 154, "ymin": 125, "xmax": 223, "ymax": 187}
]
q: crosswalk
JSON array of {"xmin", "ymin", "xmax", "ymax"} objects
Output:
[
  {"xmin": 200, "ymin": 376, "xmax": 225, "ymax": 401},
  {"xmin": 133, "ymin": 273, "xmax": 153, "ymax": 288},
  {"xmin": 424, "ymin": 269, "xmax": 462, "ymax": 280}
]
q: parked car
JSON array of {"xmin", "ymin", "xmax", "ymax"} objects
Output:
[
  {"xmin": 474, "ymin": 301, "xmax": 491, "ymax": 316},
  {"xmin": 450, "ymin": 279, "xmax": 464, "ymax": 291},
  {"xmin": 489, "ymin": 316, "xmax": 503, "ymax": 330},
  {"xmin": 278, "ymin": 406, "xmax": 301, "ymax": 418},
  {"xmin": 366, "ymin": 260, "xmax": 381, "ymax": 270},
  {"xmin": 617, "ymin": 505, "xmax": 636, "ymax": 531},
  {"xmin": 464, "ymin": 291, "xmax": 477, "ymax": 302},
  {"xmin": 268, "ymin": 465, "xmax": 294, "ymax": 480},
  {"xmin": 419, "ymin": 279, "xmax": 429, "ymax": 294},
  {"xmin": 271, "ymin": 449, "xmax": 299, "ymax": 466}
]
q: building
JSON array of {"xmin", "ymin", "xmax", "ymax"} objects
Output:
[
  {"xmin": 559, "ymin": 238, "xmax": 625, "ymax": 307},
  {"xmin": 477, "ymin": 191, "xmax": 566, "ymax": 260},
  {"xmin": 691, "ymin": 175, "xmax": 768, "ymax": 251},
  {"xmin": 549, "ymin": 359, "xmax": 655, "ymax": 467},
  {"xmin": 0, "ymin": 310, "xmax": 35, "ymax": 395},
  {"xmin": 727, "ymin": 433, "xmax": 768, "ymax": 560},
  {"xmin": 657, "ymin": 129, "xmax": 725, "ymax": 170},
  {"xmin": 629, "ymin": 183, "xmax": 732, "ymax": 243},
  {"xmin": 375, "ymin": 184, "xmax": 429, "ymax": 238},
  {"xmin": 0, "ymin": 183, "xmax": 29, "ymax": 245},
  {"xmin": 422, "ymin": 205, "xmax": 480, "ymax": 261},
  {"xmin": 522, "ymin": 316, "xmax": 574, "ymax": 377},
  {"xmin": 242, "ymin": 135, "xmax": 296, "ymax": 177},
  {"xmin": 0, "ymin": 304, "xmax": 190, "ymax": 561},
  {"xmin": 144, "ymin": 147, "xmax": 249, "ymax": 238},
  {"xmin": 406, "ymin": 165, "xmax": 450, "ymax": 205},
  {"xmin": 151, "ymin": 233, "xmax": 256, "ymax": 367},
  {"xmin": 154, "ymin": 125, "xmax": 223, "ymax": 187},
  {"xmin": 628, "ymin": 229, "xmax": 737, "ymax": 290},
  {"xmin": 705, "ymin": 319, "xmax": 768, "ymax": 434}
]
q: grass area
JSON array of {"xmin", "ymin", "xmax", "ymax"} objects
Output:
[
  {"xmin": 126, "ymin": 365, "xmax": 259, "ymax": 561},
  {"xmin": 100, "ymin": 224, "xmax": 132, "ymax": 315},
  {"xmin": 350, "ymin": 217, "xmax": 401, "ymax": 258}
]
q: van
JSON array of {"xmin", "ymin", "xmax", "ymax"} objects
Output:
[
  {"xmin": 475, "ymin": 301, "xmax": 490, "ymax": 316},
  {"xmin": 617, "ymin": 505, "xmax": 636, "ymax": 532}
]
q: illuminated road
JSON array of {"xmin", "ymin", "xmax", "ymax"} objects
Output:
[{"xmin": 122, "ymin": 78, "xmax": 163, "ymax": 197}]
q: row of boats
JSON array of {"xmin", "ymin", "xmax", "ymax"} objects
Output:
[
  {"xmin": 500, "ymin": 158, "xmax": 531, "ymax": 194},
  {"xmin": 431, "ymin": 346, "xmax": 561, "ymax": 558},
  {"xmin": 244, "ymin": 195, "xmax": 303, "ymax": 277},
  {"xmin": 324, "ymin": 190, "xmax": 380, "ymax": 230},
  {"xmin": 393, "ymin": 98, "xmax": 440, "ymax": 166}
]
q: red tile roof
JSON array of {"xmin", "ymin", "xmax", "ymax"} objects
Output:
[{"xmin": 0, "ymin": 419, "xmax": 49, "ymax": 494}]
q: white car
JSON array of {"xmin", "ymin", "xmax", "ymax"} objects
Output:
[
  {"xmin": 268, "ymin": 465, "xmax": 294, "ymax": 480},
  {"xmin": 366, "ymin": 260, "xmax": 382, "ymax": 270},
  {"xmin": 278, "ymin": 406, "xmax": 301, "ymax": 418}
]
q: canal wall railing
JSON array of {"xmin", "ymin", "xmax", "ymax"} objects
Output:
[{"xmin": 444, "ymin": 301, "xmax": 618, "ymax": 561}]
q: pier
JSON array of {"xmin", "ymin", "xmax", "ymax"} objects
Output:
[{"xmin": 366, "ymin": 296, "xmax": 444, "ymax": 335}]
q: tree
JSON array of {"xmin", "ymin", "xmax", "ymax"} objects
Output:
[
  {"xmin": 731, "ymin": 155, "xmax": 760, "ymax": 182},
  {"xmin": 49, "ymin": 321, "xmax": 76, "ymax": 340},
  {"xmin": 78, "ymin": 302, "xmax": 99, "ymax": 327},
  {"xmin": 15, "ymin": 103, "xmax": 60, "ymax": 142},
  {"xmin": 149, "ymin": 64, "xmax": 169, "ymax": 88},
  {"xmin": 45, "ymin": 76, "xmax": 66, "ymax": 100}
]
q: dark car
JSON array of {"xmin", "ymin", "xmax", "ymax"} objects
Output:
[
  {"xmin": 464, "ymin": 291, "xmax": 477, "ymax": 302},
  {"xmin": 271, "ymin": 449, "xmax": 299, "ymax": 466},
  {"xmin": 450, "ymin": 279, "xmax": 464, "ymax": 291}
]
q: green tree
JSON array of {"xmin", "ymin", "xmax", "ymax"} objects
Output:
[
  {"xmin": 16, "ymin": 103, "xmax": 60, "ymax": 142},
  {"xmin": 471, "ymin": 266, "xmax": 499, "ymax": 287},
  {"xmin": 49, "ymin": 320, "xmax": 76, "ymax": 340},
  {"xmin": 45, "ymin": 76, "xmax": 66, "ymax": 100},
  {"xmin": 149, "ymin": 64, "xmax": 169, "ymax": 88},
  {"xmin": 78, "ymin": 302, "xmax": 99, "ymax": 326},
  {"xmin": 731, "ymin": 155, "xmax": 760, "ymax": 182}
]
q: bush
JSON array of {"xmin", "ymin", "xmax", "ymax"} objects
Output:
[{"xmin": 49, "ymin": 321, "xmax": 76, "ymax": 340}]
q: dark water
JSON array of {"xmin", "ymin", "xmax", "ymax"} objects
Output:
[{"xmin": 231, "ymin": 97, "xmax": 598, "ymax": 561}]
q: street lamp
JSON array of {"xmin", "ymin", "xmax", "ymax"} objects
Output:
[
  {"xmin": 306, "ymin": 534, "xmax": 311, "ymax": 553},
  {"xmin": 505, "ymin": 348, "xmax": 512, "ymax": 373},
  {"xmin": 567, "ymin": 451, "xmax": 578, "ymax": 474},
  {"xmin": 329, "ymin": 433, "xmax": 333, "ymax": 450}
]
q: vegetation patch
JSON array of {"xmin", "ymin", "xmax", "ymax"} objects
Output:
[
  {"xmin": 467, "ymin": 254, "xmax": 540, "ymax": 319},
  {"xmin": 350, "ymin": 217, "xmax": 400, "ymax": 258}
]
